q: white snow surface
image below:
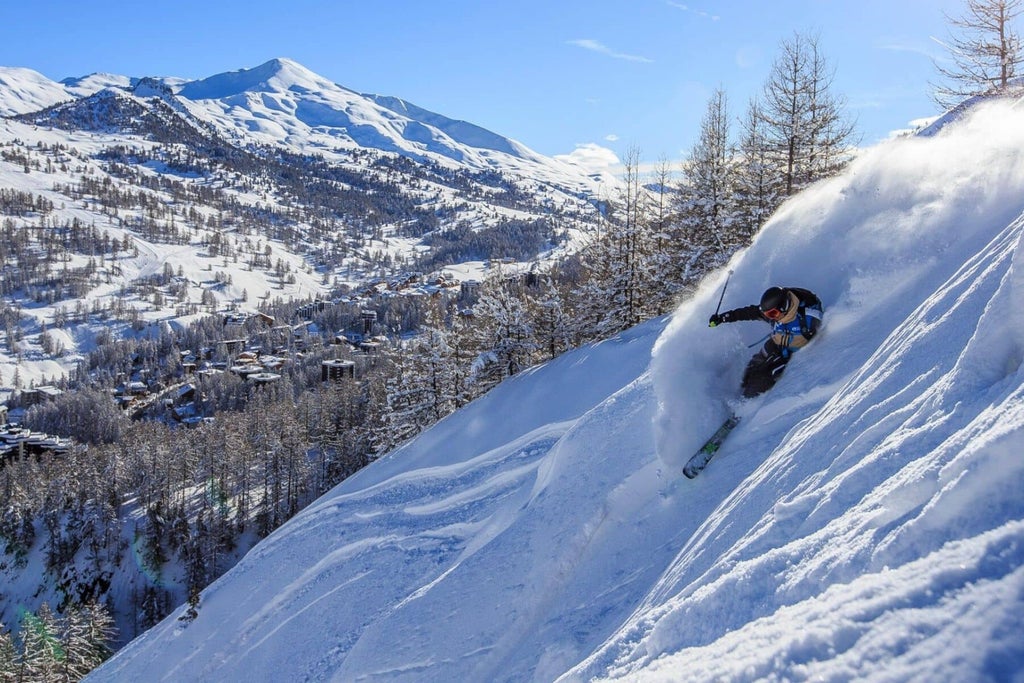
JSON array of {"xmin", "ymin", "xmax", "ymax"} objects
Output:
[
  {"xmin": 172, "ymin": 58, "xmax": 614, "ymax": 189},
  {"xmin": 1, "ymin": 57, "xmax": 618, "ymax": 193},
  {"xmin": 88, "ymin": 100, "xmax": 1024, "ymax": 682}
]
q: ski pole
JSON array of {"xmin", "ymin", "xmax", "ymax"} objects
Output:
[{"xmin": 713, "ymin": 270, "xmax": 733, "ymax": 317}]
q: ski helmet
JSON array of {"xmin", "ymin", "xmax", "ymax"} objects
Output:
[{"xmin": 759, "ymin": 287, "xmax": 790, "ymax": 318}]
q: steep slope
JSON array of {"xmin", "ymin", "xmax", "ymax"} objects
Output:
[
  {"xmin": 575, "ymin": 102, "xmax": 1024, "ymax": 680},
  {"xmin": 88, "ymin": 100, "xmax": 1024, "ymax": 682}
]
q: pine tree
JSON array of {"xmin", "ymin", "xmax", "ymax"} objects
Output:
[
  {"xmin": 573, "ymin": 224, "xmax": 617, "ymax": 343},
  {"xmin": 645, "ymin": 157, "xmax": 683, "ymax": 309},
  {"xmin": 470, "ymin": 268, "xmax": 537, "ymax": 393},
  {"xmin": 675, "ymin": 87, "xmax": 737, "ymax": 280},
  {"xmin": 17, "ymin": 603, "xmax": 63, "ymax": 682},
  {"xmin": 57, "ymin": 601, "xmax": 117, "ymax": 680},
  {"xmin": 529, "ymin": 277, "xmax": 572, "ymax": 360},
  {"xmin": 377, "ymin": 306, "xmax": 459, "ymax": 456},
  {"xmin": 614, "ymin": 146, "xmax": 654, "ymax": 328},
  {"xmin": 933, "ymin": 0, "xmax": 1024, "ymax": 107},
  {"xmin": 0, "ymin": 625, "xmax": 18, "ymax": 682},
  {"xmin": 733, "ymin": 96, "xmax": 782, "ymax": 241},
  {"xmin": 576, "ymin": 147, "xmax": 658, "ymax": 338},
  {"xmin": 757, "ymin": 32, "xmax": 855, "ymax": 197},
  {"xmin": 447, "ymin": 308, "xmax": 478, "ymax": 409},
  {"xmin": 412, "ymin": 302, "xmax": 458, "ymax": 423},
  {"xmin": 376, "ymin": 347, "xmax": 424, "ymax": 456}
]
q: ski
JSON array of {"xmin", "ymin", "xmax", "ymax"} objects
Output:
[{"xmin": 683, "ymin": 415, "xmax": 740, "ymax": 479}]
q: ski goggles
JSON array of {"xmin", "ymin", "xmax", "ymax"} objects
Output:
[{"xmin": 762, "ymin": 307, "xmax": 785, "ymax": 320}]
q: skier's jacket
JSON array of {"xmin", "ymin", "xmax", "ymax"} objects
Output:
[{"xmin": 718, "ymin": 287, "xmax": 823, "ymax": 353}]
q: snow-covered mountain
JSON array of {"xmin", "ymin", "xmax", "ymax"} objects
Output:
[
  {"xmin": 176, "ymin": 58, "xmax": 558, "ymax": 171},
  {"xmin": 1, "ymin": 58, "xmax": 611, "ymax": 186},
  {"xmin": 0, "ymin": 58, "xmax": 612, "ymax": 396},
  {"xmin": 86, "ymin": 97, "xmax": 1024, "ymax": 681}
]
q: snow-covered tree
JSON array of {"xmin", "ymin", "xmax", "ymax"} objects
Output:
[
  {"xmin": 576, "ymin": 147, "xmax": 659, "ymax": 338},
  {"xmin": 15, "ymin": 603, "xmax": 63, "ymax": 682},
  {"xmin": 0, "ymin": 626, "xmax": 18, "ymax": 681},
  {"xmin": 676, "ymin": 87, "xmax": 737, "ymax": 279},
  {"xmin": 446, "ymin": 308, "xmax": 479, "ymax": 410},
  {"xmin": 529, "ymin": 276, "xmax": 573, "ymax": 360},
  {"xmin": 377, "ymin": 302, "xmax": 460, "ymax": 454},
  {"xmin": 470, "ymin": 268, "xmax": 537, "ymax": 393},
  {"xmin": 733, "ymin": 96, "xmax": 782, "ymax": 243},
  {"xmin": 411, "ymin": 303, "xmax": 460, "ymax": 423},
  {"xmin": 645, "ymin": 157, "xmax": 683, "ymax": 306},
  {"xmin": 55, "ymin": 601, "xmax": 117, "ymax": 681}
]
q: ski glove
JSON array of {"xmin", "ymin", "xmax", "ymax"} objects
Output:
[{"xmin": 708, "ymin": 313, "xmax": 723, "ymax": 327}]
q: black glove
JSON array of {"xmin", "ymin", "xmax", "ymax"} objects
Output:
[{"xmin": 708, "ymin": 313, "xmax": 723, "ymax": 327}]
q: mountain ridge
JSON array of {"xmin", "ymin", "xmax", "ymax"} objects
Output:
[{"xmin": 2, "ymin": 57, "xmax": 613, "ymax": 185}]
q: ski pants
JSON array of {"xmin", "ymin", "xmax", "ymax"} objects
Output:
[{"xmin": 741, "ymin": 339, "xmax": 790, "ymax": 398}]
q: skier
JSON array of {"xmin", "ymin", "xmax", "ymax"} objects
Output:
[{"xmin": 708, "ymin": 286, "xmax": 823, "ymax": 397}]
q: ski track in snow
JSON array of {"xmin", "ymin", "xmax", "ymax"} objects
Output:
[
  {"xmin": 566, "ymin": 144, "xmax": 1024, "ymax": 680},
  {"xmin": 88, "ymin": 97, "xmax": 1024, "ymax": 683}
]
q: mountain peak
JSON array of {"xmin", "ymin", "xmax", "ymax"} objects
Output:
[
  {"xmin": 177, "ymin": 57, "xmax": 335, "ymax": 100},
  {"xmin": 1, "ymin": 57, "xmax": 603, "ymax": 189},
  {"xmin": 169, "ymin": 58, "xmax": 584, "ymax": 179}
]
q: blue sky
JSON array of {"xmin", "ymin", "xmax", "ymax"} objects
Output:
[{"xmin": 2, "ymin": 0, "xmax": 967, "ymax": 168}]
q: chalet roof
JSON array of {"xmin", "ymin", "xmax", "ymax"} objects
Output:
[{"xmin": 26, "ymin": 385, "xmax": 63, "ymax": 397}]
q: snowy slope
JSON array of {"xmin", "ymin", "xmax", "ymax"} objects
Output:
[
  {"xmin": 0, "ymin": 115, "xmax": 330, "ymax": 395},
  {"xmin": 173, "ymin": 57, "xmax": 611, "ymax": 188},
  {"xmin": 87, "ymin": 99, "xmax": 1024, "ymax": 682},
  {"xmin": 2, "ymin": 57, "xmax": 614, "ymax": 193},
  {"xmin": 0, "ymin": 58, "xmax": 612, "ymax": 398},
  {"xmin": 0, "ymin": 67, "xmax": 125, "ymax": 115}
]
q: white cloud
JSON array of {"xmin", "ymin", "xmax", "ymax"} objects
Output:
[
  {"xmin": 567, "ymin": 39, "xmax": 653, "ymax": 63},
  {"xmin": 876, "ymin": 37, "xmax": 940, "ymax": 61},
  {"xmin": 554, "ymin": 142, "xmax": 622, "ymax": 173},
  {"xmin": 666, "ymin": 1, "xmax": 720, "ymax": 21}
]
